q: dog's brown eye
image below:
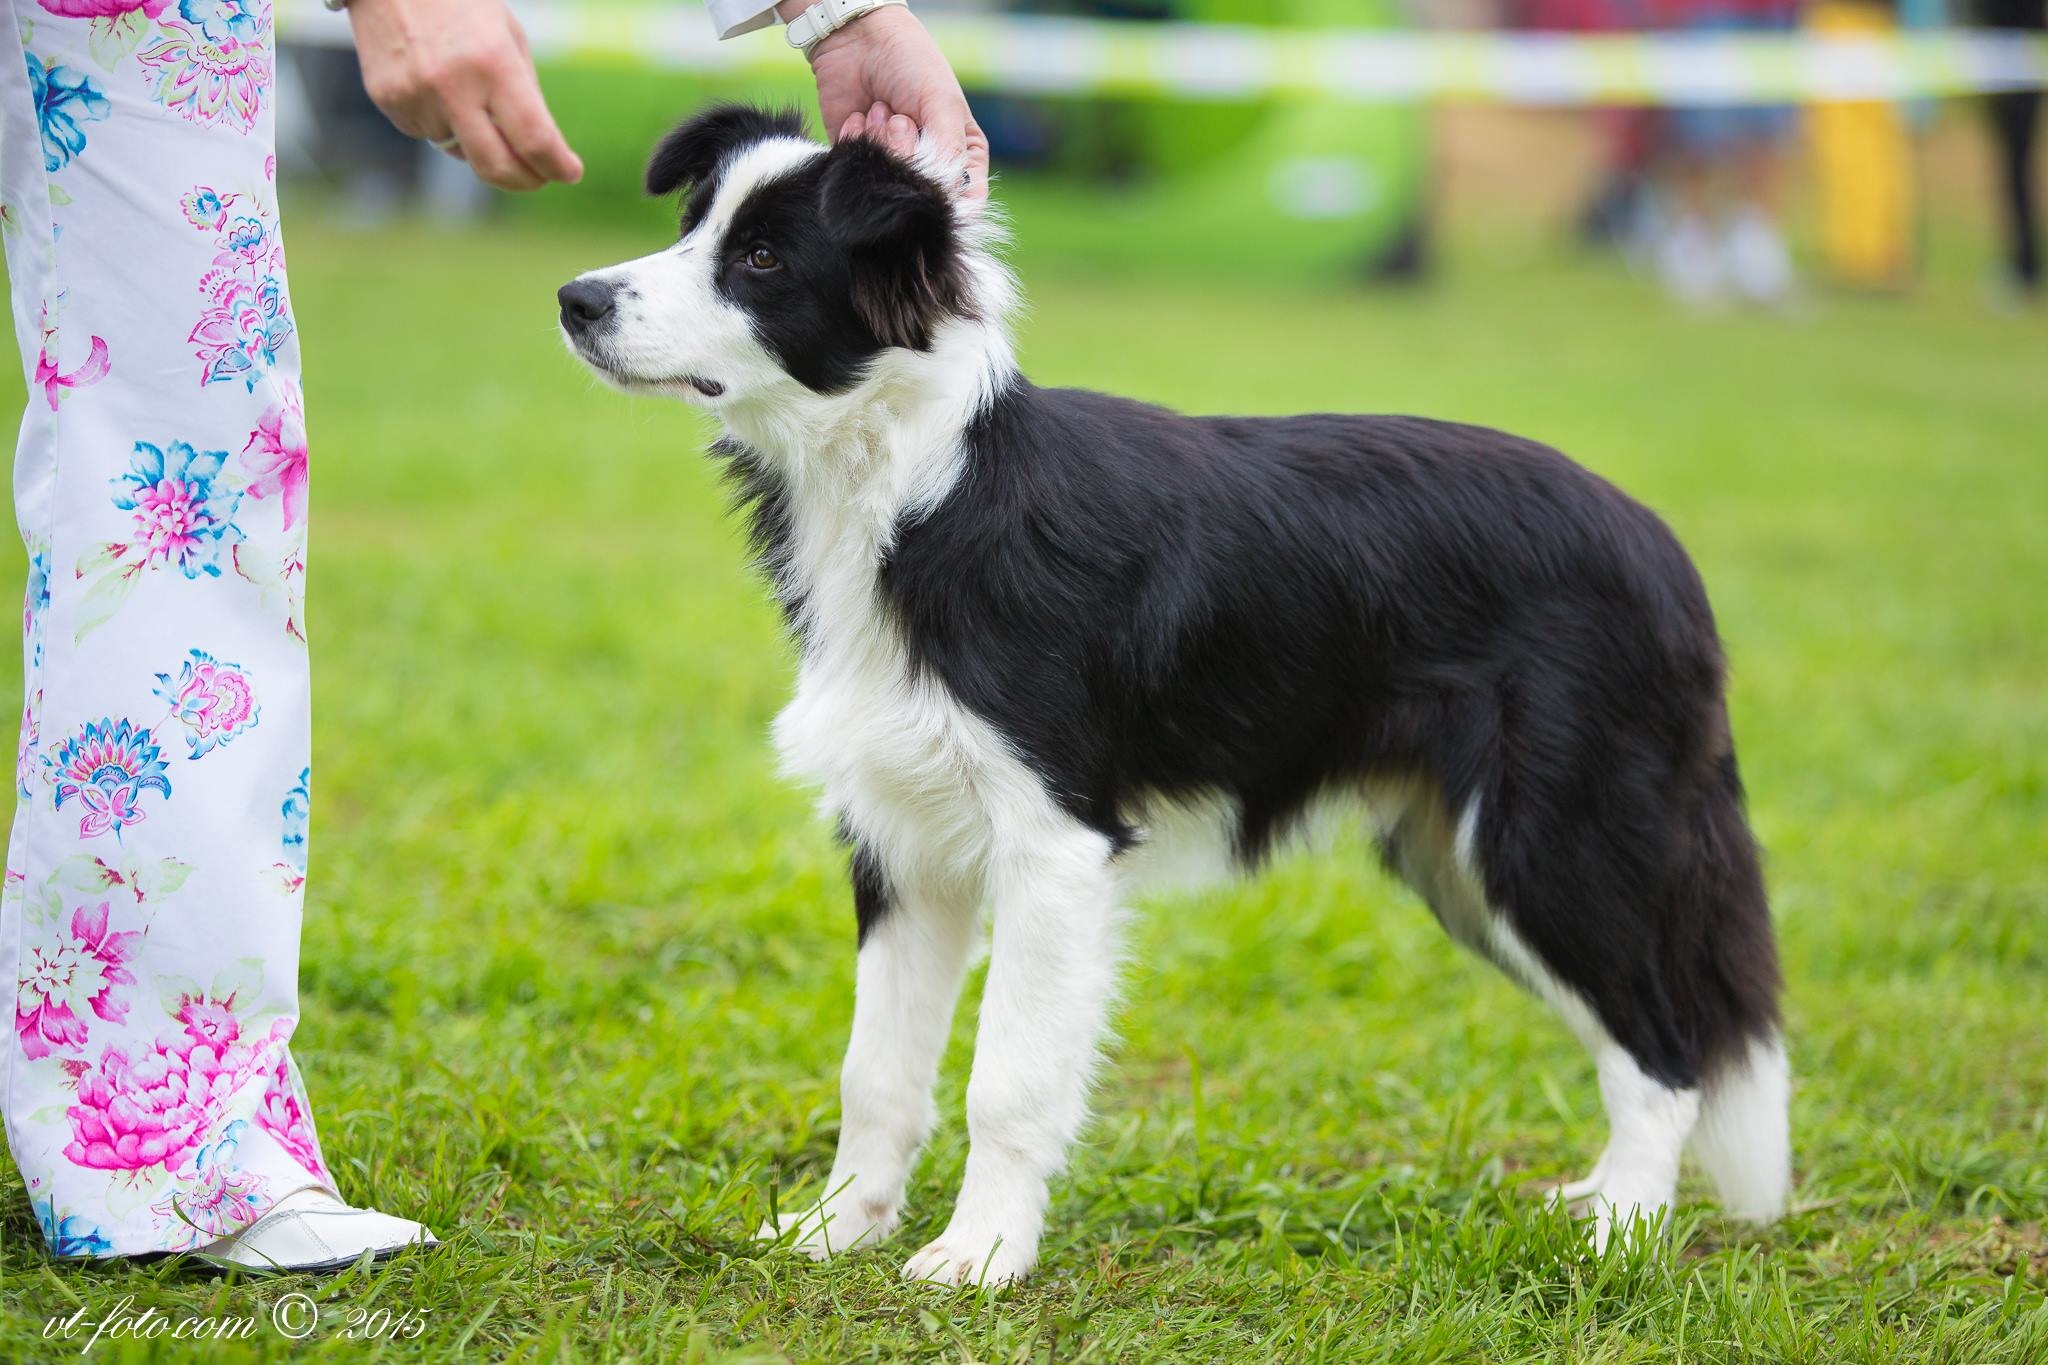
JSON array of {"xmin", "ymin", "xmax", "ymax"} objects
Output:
[{"xmin": 746, "ymin": 245, "xmax": 779, "ymax": 271}]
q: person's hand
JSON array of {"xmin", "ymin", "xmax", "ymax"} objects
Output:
[
  {"xmin": 349, "ymin": 0, "xmax": 583, "ymax": 192},
  {"xmin": 782, "ymin": 2, "xmax": 989, "ymax": 199}
]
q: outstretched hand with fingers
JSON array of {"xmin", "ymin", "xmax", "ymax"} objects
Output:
[
  {"xmin": 348, "ymin": 0, "xmax": 584, "ymax": 192},
  {"xmin": 784, "ymin": 1, "xmax": 990, "ymax": 198}
]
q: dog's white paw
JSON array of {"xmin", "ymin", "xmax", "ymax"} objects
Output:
[
  {"xmin": 756, "ymin": 1195, "xmax": 898, "ymax": 1261},
  {"xmin": 1543, "ymin": 1166, "xmax": 1672, "ymax": 1251},
  {"xmin": 1542, "ymin": 1167, "xmax": 1610, "ymax": 1217},
  {"xmin": 1580, "ymin": 1184, "xmax": 1674, "ymax": 1252},
  {"xmin": 901, "ymin": 1228, "xmax": 1036, "ymax": 1287}
]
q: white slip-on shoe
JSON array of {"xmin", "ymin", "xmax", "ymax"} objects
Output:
[{"xmin": 195, "ymin": 1186, "xmax": 439, "ymax": 1274}]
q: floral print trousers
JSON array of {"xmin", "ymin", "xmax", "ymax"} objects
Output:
[{"xmin": 0, "ymin": 0, "xmax": 330, "ymax": 1256}]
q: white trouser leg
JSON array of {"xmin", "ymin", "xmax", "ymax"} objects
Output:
[{"xmin": 0, "ymin": 1, "xmax": 328, "ymax": 1256}]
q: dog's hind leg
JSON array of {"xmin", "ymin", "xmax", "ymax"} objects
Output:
[
  {"xmin": 902, "ymin": 824, "xmax": 1122, "ymax": 1287},
  {"xmin": 1476, "ymin": 737, "xmax": 1785, "ymax": 1245},
  {"xmin": 1378, "ymin": 789, "xmax": 1705, "ymax": 1250},
  {"xmin": 759, "ymin": 845, "xmax": 979, "ymax": 1259}
]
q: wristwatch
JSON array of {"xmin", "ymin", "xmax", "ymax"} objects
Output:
[{"xmin": 785, "ymin": 0, "xmax": 908, "ymax": 55}]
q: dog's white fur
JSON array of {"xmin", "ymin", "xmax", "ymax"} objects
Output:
[{"xmin": 565, "ymin": 139, "xmax": 1789, "ymax": 1283}]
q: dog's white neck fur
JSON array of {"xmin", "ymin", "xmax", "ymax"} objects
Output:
[
  {"xmin": 717, "ymin": 142, "xmax": 1021, "ymax": 639},
  {"xmin": 720, "ymin": 308, "xmax": 1015, "ymax": 560}
]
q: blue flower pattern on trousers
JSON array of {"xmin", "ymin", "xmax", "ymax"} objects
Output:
[{"xmin": 26, "ymin": 53, "xmax": 111, "ymax": 174}]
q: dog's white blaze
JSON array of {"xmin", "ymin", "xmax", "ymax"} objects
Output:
[{"xmin": 693, "ymin": 137, "xmax": 827, "ymax": 241}]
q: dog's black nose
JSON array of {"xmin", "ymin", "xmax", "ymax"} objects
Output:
[{"xmin": 557, "ymin": 278, "xmax": 616, "ymax": 336}]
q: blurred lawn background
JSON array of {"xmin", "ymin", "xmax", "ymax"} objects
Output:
[{"xmin": 0, "ymin": 51, "xmax": 2044, "ymax": 1361}]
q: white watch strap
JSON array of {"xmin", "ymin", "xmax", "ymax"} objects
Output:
[{"xmin": 785, "ymin": 0, "xmax": 907, "ymax": 54}]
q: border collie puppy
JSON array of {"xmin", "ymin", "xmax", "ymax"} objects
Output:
[{"xmin": 557, "ymin": 104, "xmax": 1790, "ymax": 1286}]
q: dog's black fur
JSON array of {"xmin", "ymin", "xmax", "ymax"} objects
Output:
[{"xmin": 729, "ymin": 381, "xmax": 1781, "ymax": 1090}]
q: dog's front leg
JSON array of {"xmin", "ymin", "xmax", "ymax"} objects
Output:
[
  {"xmin": 760, "ymin": 855, "xmax": 978, "ymax": 1259},
  {"xmin": 903, "ymin": 829, "xmax": 1121, "ymax": 1287}
]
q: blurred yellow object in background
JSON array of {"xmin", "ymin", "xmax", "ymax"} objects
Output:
[{"xmin": 1809, "ymin": 0, "xmax": 1919, "ymax": 289}]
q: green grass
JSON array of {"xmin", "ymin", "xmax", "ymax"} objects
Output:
[{"xmin": 0, "ymin": 197, "xmax": 2043, "ymax": 1361}]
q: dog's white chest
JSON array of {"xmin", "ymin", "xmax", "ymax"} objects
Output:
[
  {"xmin": 769, "ymin": 564, "xmax": 1067, "ymax": 885},
  {"xmin": 774, "ymin": 641, "xmax": 945, "ymax": 799},
  {"xmin": 770, "ymin": 577, "xmax": 1019, "ymax": 869},
  {"xmin": 746, "ymin": 420, "xmax": 1068, "ymax": 881}
]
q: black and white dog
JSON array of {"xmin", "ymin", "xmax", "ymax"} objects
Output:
[{"xmin": 557, "ymin": 105, "xmax": 1790, "ymax": 1286}]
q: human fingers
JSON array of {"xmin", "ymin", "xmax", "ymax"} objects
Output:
[
  {"xmin": 449, "ymin": 101, "xmax": 544, "ymax": 191},
  {"xmin": 962, "ymin": 116, "xmax": 990, "ymax": 200},
  {"xmin": 912, "ymin": 90, "xmax": 986, "ymax": 197},
  {"xmin": 885, "ymin": 112, "xmax": 917, "ymax": 157},
  {"xmin": 486, "ymin": 72, "xmax": 583, "ymax": 184}
]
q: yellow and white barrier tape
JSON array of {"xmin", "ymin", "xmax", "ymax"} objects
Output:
[{"xmin": 280, "ymin": 3, "xmax": 2048, "ymax": 104}]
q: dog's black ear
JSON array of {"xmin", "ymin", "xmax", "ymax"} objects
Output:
[
  {"xmin": 646, "ymin": 104, "xmax": 807, "ymax": 199},
  {"xmin": 818, "ymin": 137, "xmax": 970, "ymax": 352}
]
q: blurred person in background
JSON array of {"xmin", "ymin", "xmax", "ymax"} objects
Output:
[
  {"xmin": 1977, "ymin": 0, "xmax": 2044, "ymax": 301},
  {"xmin": 1807, "ymin": 0, "xmax": 1920, "ymax": 291},
  {"xmin": 1513, "ymin": 0, "xmax": 1667, "ymax": 257},
  {"xmin": 1651, "ymin": 0, "xmax": 1803, "ymax": 304},
  {"xmin": 4, "ymin": 0, "xmax": 970, "ymax": 1268}
]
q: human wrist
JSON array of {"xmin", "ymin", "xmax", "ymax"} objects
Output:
[{"xmin": 779, "ymin": 0, "xmax": 912, "ymax": 63}]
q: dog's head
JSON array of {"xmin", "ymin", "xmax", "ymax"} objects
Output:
[{"xmin": 558, "ymin": 104, "xmax": 991, "ymax": 411}]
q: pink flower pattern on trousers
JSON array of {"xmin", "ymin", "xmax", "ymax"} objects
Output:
[
  {"xmin": 16, "ymin": 903, "xmax": 140, "ymax": 1060},
  {"xmin": 35, "ymin": 306, "xmax": 110, "ymax": 411},
  {"xmin": 153, "ymin": 649, "xmax": 259, "ymax": 758},
  {"xmin": 64, "ymin": 996, "xmax": 289, "ymax": 1173},
  {"xmin": 35, "ymin": 0, "xmax": 169, "ymax": 16},
  {"xmin": 253, "ymin": 1051, "xmax": 326, "ymax": 1181},
  {"xmin": 240, "ymin": 382, "xmax": 305, "ymax": 531},
  {"xmin": 184, "ymin": 183, "xmax": 289, "ymax": 389},
  {"xmin": 151, "ymin": 1120, "xmax": 268, "ymax": 1243},
  {"xmin": 136, "ymin": 1, "xmax": 272, "ymax": 134},
  {"xmin": 49, "ymin": 717, "xmax": 172, "ymax": 841}
]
